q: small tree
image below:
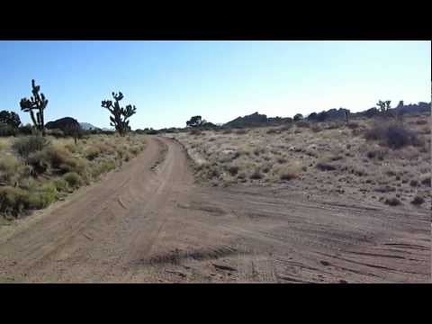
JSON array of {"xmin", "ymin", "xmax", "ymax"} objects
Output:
[
  {"xmin": 0, "ymin": 110, "xmax": 21, "ymax": 128},
  {"xmin": 293, "ymin": 113, "xmax": 303, "ymax": 122},
  {"xmin": 20, "ymin": 79, "xmax": 48, "ymax": 135},
  {"xmin": 186, "ymin": 115, "xmax": 205, "ymax": 127},
  {"xmin": 101, "ymin": 92, "xmax": 137, "ymax": 136}
]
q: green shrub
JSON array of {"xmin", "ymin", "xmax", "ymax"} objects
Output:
[
  {"xmin": 53, "ymin": 178, "xmax": 70, "ymax": 192},
  {"xmin": 28, "ymin": 183, "xmax": 57, "ymax": 209},
  {"xmin": 63, "ymin": 172, "xmax": 82, "ymax": 189},
  {"xmin": 0, "ymin": 186, "xmax": 30, "ymax": 217},
  {"xmin": 12, "ymin": 135, "xmax": 50, "ymax": 158},
  {"xmin": 0, "ymin": 155, "xmax": 23, "ymax": 185}
]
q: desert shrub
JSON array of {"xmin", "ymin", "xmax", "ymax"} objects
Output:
[
  {"xmin": 311, "ymin": 125, "xmax": 322, "ymax": 133},
  {"xmin": 63, "ymin": 172, "xmax": 82, "ymax": 189},
  {"xmin": 411, "ymin": 196, "xmax": 425, "ymax": 205},
  {"xmin": 0, "ymin": 186, "xmax": 30, "ymax": 217},
  {"xmin": 421, "ymin": 176, "xmax": 431, "ymax": 187},
  {"xmin": 347, "ymin": 122, "xmax": 359, "ymax": 129},
  {"xmin": 365, "ymin": 123, "xmax": 419, "ymax": 149},
  {"xmin": 415, "ymin": 119, "xmax": 428, "ymax": 125},
  {"xmin": 190, "ymin": 129, "xmax": 203, "ymax": 136},
  {"xmin": 28, "ymin": 183, "xmax": 57, "ymax": 209},
  {"xmin": 26, "ymin": 151, "xmax": 50, "ymax": 176},
  {"xmin": 0, "ymin": 124, "xmax": 18, "ymax": 137},
  {"xmin": 0, "ymin": 155, "xmax": 23, "ymax": 185},
  {"xmin": 279, "ymin": 169, "xmax": 298, "ymax": 181},
  {"xmin": 235, "ymin": 129, "xmax": 248, "ymax": 135},
  {"xmin": 384, "ymin": 197, "xmax": 402, "ymax": 206},
  {"xmin": 53, "ymin": 178, "xmax": 70, "ymax": 192},
  {"xmin": 130, "ymin": 146, "xmax": 141, "ymax": 156},
  {"xmin": 18, "ymin": 124, "xmax": 34, "ymax": 135},
  {"xmin": 12, "ymin": 135, "xmax": 50, "ymax": 158},
  {"xmin": 90, "ymin": 160, "xmax": 116, "ymax": 179},
  {"xmin": 250, "ymin": 169, "xmax": 263, "ymax": 180},
  {"xmin": 85, "ymin": 145, "xmax": 102, "ymax": 160},
  {"xmin": 45, "ymin": 129, "xmax": 65, "ymax": 138},
  {"xmin": 277, "ymin": 157, "xmax": 287, "ymax": 164},
  {"xmin": 296, "ymin": 121, "xmax": 310, "ymax": 128},
  {"xmin": 222, "ymin": 129, "xmax": 232, "ymax": 134},
  {"xmin": 366, "ymin": 148, "xmax": 387, "ymax": 160},
  {"xmin": 226, "ymin": 165, "xmax": 239, "ymax": 176},
  {"xmin": 266, "ymin": 128, "xmax": 280, "ymax": 134},
  {"xmin": 316, "ymin": 162, "xmax": 337, "ymax": 171},
  {"xmin": 29, "ymin": 146, "xmax": 86, "ymax": 175},
  {"xmin": 409, "ymin": 180, "xmax": 418, "ymax": 187}
]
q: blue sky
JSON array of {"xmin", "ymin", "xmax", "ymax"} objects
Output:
[{"xmin": 0, "ymin": 41, "xmax": 430, "ymax": 129}]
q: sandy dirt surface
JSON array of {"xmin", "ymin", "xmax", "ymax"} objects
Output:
[{"xmin": 0, "ymin": 136, "xmax": 430, "ymax": 283}]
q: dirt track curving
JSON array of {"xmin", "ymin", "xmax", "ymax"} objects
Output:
[{"xmin": 0, "ymin": 136, "xmax": 430, "ymax": 283}]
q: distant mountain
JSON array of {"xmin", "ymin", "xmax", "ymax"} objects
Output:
[{"xmin": 80, "ymin": 122, "xmax": 100, "ymax": 130}]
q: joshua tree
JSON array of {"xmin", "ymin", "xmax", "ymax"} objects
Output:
[
  {"xmin": 20, "ymin": 79, "xmax": 48, "ymax": 135},
  {"xmin": 377, "ymin": 100, "xmax": 391, "ymax": 113},
  {"xmin": 101, "ymin": 92, "xmax": 136, "ymax": 136}
]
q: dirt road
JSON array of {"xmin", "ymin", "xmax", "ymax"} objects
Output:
[{"xmin": 0, "ymin": 136, "xmax": 429, "ymax": 283}]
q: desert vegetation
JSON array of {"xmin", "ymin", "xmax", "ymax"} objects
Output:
[
  {"xmin": 0, "ymin": 79, "xmax": 144, "ymax": 220},
  {"xmin": 170, "ymin": 113, "xmax": 431, "ymax": 210},
  {"xmin": 0, "ymin": 133, "xmax": 146, "ymax": 219}
]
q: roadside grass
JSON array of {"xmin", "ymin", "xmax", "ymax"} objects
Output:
[{"xmin": 0, "ymin": 134, "xmax": 147, "ymax": 219}]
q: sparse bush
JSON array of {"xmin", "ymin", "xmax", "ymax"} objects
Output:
[
  {"xmin": 226, "ymin": 165, "xmax": 239, "ymax": 176},
  {"xmin": 0, "ymin": 155, "xmax": 23, "ymax": 185},
  {"xmin": 311, "ymin": 125, "xmax": 322, "ymax": 133},
  {"xmin": 279, "ymin": 169, "xmax": 298, "ymax": 181},
  {"xmin": 316, "ymin": 162, "xmax": 337, "ymax": 171},
  {"xmin": 415, "ymin": 119, "xmax": 428, "ymax": 125},
  {"xmin": 28, "ymin": 183, "xmax": 57, "ymax": 209},
  {"xmin": 346, "ymin": 122, "xmax": 359, "ymax": 129},
  {"xmin": 12, "ymin": 135, "xmax": 50, "ymax": 158},
  {"xmin": 53, "ymin": 178, "xmax": 70, "ymax": 192},
  {"xmin": 365, "ymin": 123, "xmax": 419, "ymax": 149},
  {"xmin": 409, "ymin": 180, "xmax": 418, "ymax": 187},
  {"xmin": 421, "ymin": 176, "xmax": 431, "ymax": 187},
  {"xmin": 366, "ymin": 148, "xmax": 387, "ymax": 160},
  {"xmin": 45, "ymin": 128, "xmax": 65, "ymax": 138},
  {"xmin": 384, "ymin": 197, "xmax": 402, "ymax": 206},
  {"xmin": 266, "ymin": 128, "xmax": 280, "ymax": 134},
  {"xmin": 411, "ymin": 196, "xmax": 425, "ymax": 205},
  {"xmin": 0, "ymin": 186, "xmax": 30, "ymax": 217},
  {"xmin": 250, "ymin": 169, "xmax": 263, "ymax": 180},
  {"xmin": 63, "ymin": 172, "xmax": 82, "ymax": 189},
  {"xmin": 190, "ymin": 129, "xmax": 203, "ymax": 136},
  {"xmin": 296, "ymin": 121, "xmax": 310, "ymax": 128},
  {"xmin": 235, "ymin": 129, "xmax": 248, "ymax": 135}
]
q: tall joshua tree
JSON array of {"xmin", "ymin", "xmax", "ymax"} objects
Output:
[
  {"xmin": 20, "ymin": 79, "xmax": 48, "ymax": 135},
  {"xmin": 101, "ymin": 91, "xmax": 136, "ymax": 136}
]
